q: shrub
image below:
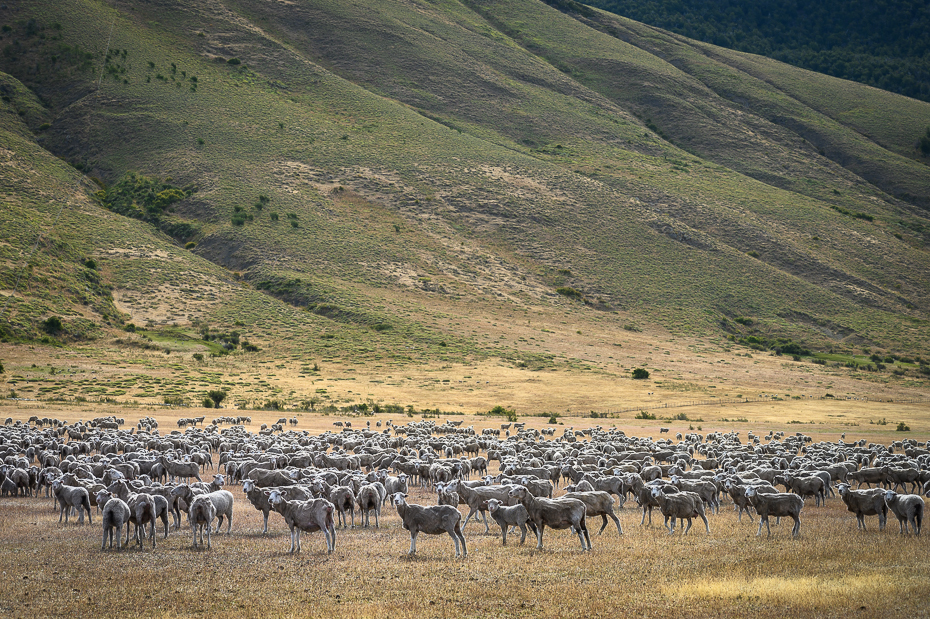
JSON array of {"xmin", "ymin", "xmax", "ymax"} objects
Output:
[
  {"xmin": 42, "ymin": 316, "xmax": 63, "ymax": 335},
  {"xmin": 0, "ymin": 360, "xmax": 4, "ymax": 374},
  {"xmin": 896, "ymin": 422, "xmax": 910, "ymax": 432},
  {"xmin": 227, "ymin": 57, "xmax": 241, "ymax": 65},
  {"xmin": 632, "ymin": 368, "xmax": 650, "ymax": 379},
  {"xmin": 548, "ymin": 413, "xmax": 559, "ymax": 424},
  {"xmin": 185, "ymin": 242, "xmax": 197, "ymax": 249},
  {"xmin": 202, "ymin": 397, "xmax": 214, "ymax": 408},
  {"xmin": 270, "ymin": 212, "xmax": 279, "ymax": 221},
  {"xmin": 83, "ymin": 258, "xmax": 97, "ymax": 270},
  {"xmin": 635, "ymin": 411, "xmax": 656, "ymax": 420},
  {"xmin": 290, "ymin": 220, "xmax": 298, "ymax": 228},
  {"xmin": 192, "ymin": 353, "xmax": 204, "ymax": 361},
  {"xmin": 556, "ymin": 286, "xmax": 583, "ymax": 300},
  {"xmin": 488, "ymin": 405, "xmax": 517, "ymax": 422}
]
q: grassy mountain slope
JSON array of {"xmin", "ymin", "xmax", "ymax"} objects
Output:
[{"xmin": 1, "ymin": 0, "xmax": 929, "ymax": 397}]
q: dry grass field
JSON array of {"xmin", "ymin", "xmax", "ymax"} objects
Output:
[{"xmin": 1, "ymin": 404, "xmax": 928, "ymax": 619}]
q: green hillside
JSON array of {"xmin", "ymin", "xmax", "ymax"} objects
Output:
[
  {"xmin": 584, "ymin": 0, "xmax": 930, "ymax": 103},
  {"xmin": 1, "ymin": 0, "xmax": 929, "ymax": 370}
]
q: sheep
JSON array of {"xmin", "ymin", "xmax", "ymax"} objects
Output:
[
  {"xmin": 517, "ymin": 476, "xmax": 553, "ymax": 499},
  {"xmin": 170, "ymin": 484, "xmax": 235, "ymax": 534},
  {"xmin": 776, "ymin": 473, "xmax": 826, "ymax": 507},
  {"xmin": 484, "ymin": 498, "xmax": 536, "ymax": 545},
  {"xmin": 649, "ymin": 486, "xmax": 708, "ymax": 535},
  {"xmin": 435, "ymin": 482, "xmax": 460, "ymax": 507},
  {"xmin": 51, "ymin": 479, "xmax": 92, "ymax": 524},
  {"xmin": 159, "ymin": 455, "xmax": 203, "ymax": 483},
  {"xmin": 723, "ymin": 479, "xmax": 777, "ymax": 522},
  {"xmin": 96, "ymin": 490, "xmax": 130, "ymax": 551},
  {"xmin": 883, "ymin": 490, "xmax": 923, "ymax": 535},
  {"xmin": 356, "ymin": 483, "xmax": 382, "ymax": 528},
  {"xmin": 670, "ymin": 475, "xmax": 720, "ymax": 514},
  {"xmin": 563, "ymin": 490, "xmax": 623, "ymax": 536},
  {"xmin": 329, "ymin": 485, "xmax": 357, "ymax": 529},
  {"xmin": 188, "ymin": 494, "xmax": 217, "ymax": 549},
  {"xmin": 745, "ymin": 485, "xmax": 803, "ymax": 537},
  {"xmin": 107, "ymin": 480, "xmax": 172, "ymax": 537},
  {"xmin": 265, "ymin": 490, "xmax": 337, "ymax": 553},
  {"xmin": 391, "ymin": 493, "xmax": 467, "ymax": 558},
  {"xmin": 241, "ymin": 479, "xmax": 312, "ymax": 534},
  {"xmin": 508, "ymin": 485, "xmax": 590, "ymax": 551},
  {"xmin": 127, "ymin": 492, "xmax": 158, "ymax": 549},
  {"xmin": 836, "ymin": 483, "xmax": 887, "ymax": 531},
  {"xmin": 449, "ymin": 479, "xmax": 518, "ymax": 533},
  {"xmin": 383, "ymin": 474, "xmax": 409, "ymax": 503}
]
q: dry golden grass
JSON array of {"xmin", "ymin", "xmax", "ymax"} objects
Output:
[
  {"xmin": 1, "ymin": 405, "xmax": 929, "ymax": 618},
  {"xmin": 1, "ymin": 473, "xmax": 928, "ymax": 619}
]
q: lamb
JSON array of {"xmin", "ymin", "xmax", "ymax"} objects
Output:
[
  {"xmin": 435, "ymin": 482, "xmax": 460, "ymax": 507},
  {"xmin": 96, "ymin": 490, "xmax": 130, "ymax": 551},
  {"xmin": 508, "ymin": 485, "xmax": 590, "ymax": 551},
  {"xmin": 188, "ymin": 494, "xmax": 217, "ymax": 548},
  {"xmin": 241, "ymin": 479, "xmax": 312, "ymax": 533},
  {"xmin": 391, "ymin": 493, "xmax": 467, "ymax": 558},
  {"xmin": 836, "ymin": 483, "xmax": 887, "ymax": 531},
  {"xmin": 265, "ymin": 490, "xmax": 337, "ymax": 553},
  {"xmin": 563, "ymin": 490, "xmax": 623, "ymax": 536},
  {"xmin": 51, "ymin": 479, "xmax": 92, "ymax": 524},
  {"xmin": 485, "ymin": 498, "xmax": 536, "ymax": 545},
  {"xmin": 745, "ymin": 485, "xmax": 803, "ymax": 537},
  {"xmin": 649, "ymin": 486, "xmax": 708, "ymax": 534},
  {"xmin": 170, "ymin": 484, "xmax": 235, "ymax": 534},
  {"xmin": 356, "ymin": 483, "xmax": 382, "ymax": 528},
  {"xmin": 883, "ymin": 490, "xmax": 923, "ymax": 535}
]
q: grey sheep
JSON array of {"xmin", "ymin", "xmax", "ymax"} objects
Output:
[
  {"xmin": 508, "ymin": 485, "xmax": 590, "ymax": 551},
  {"xmin": 563, "ymin": 490, "xmax": 623, "ymax": 536},
  {"xmin": 188, "ymin": 494, "xmax": 217, "ymax": 548},
  {"xmin": 265, "ymin": 490, "xmax": 336, "ymax": 553},
  {"xmin": 96, "ymin": 490, "xmax": 130, "ymax": 551},
  {"xmin": 650, "ymin": 486, "xmax": 708, "ymax": 535},
  {"xmin": 356, "ymin": 483, "xmax": 382, "ymax": 528},
  {"xmin": 837, "ymin": 483, "xmax": 887, "ymax": 531},
  {"xmin": 883, "ymin": 490, "xmax": 923, "ymax": 535},
  {"xmin": 392, "ymin": 492, "xmax": 467, "ymax": 558},
  {"xmin": 484, "ymin": 498, "xmax": 536, "ymax": 545},
  {"xmin": 51, "ymin": 479, "xmax": 92, "ymax": 525},
  {"xmin": 241, "ymin": 479, "xmax": 312, "ymax": 534},
  {"xmin": 745, "ymin": 486, "xmax": 803, "ymax": 537}
]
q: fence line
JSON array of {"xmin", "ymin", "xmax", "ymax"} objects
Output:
[{"xmin": 598, "ymin": 396, "xmax": 929, "ymax": 417}]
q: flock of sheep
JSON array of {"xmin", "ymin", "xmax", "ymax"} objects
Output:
[{"xmin": 1, "ymin": 415, "xmax": 927, "ymax": 557}]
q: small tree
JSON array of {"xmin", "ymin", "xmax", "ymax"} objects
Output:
[
  {"xmin": 207, "ymin": 390, "xmax": 227, "ymax": 408},
  {"xmin": 42, "ymin": 316, "xmax": 63, "ymax": 335},
  {"xmin": 632, "ymin": 368, "xmax": 650, "ymax": 380}
]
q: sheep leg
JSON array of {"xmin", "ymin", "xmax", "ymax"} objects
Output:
[
  {"xmin": 609, "ymin": 512, "xmax": 623, "ymax": 536},
  {"xmin": 102, "ymin": 524, "xmax": 109, "ymax": 551},
  {"xmin": 580, "ymin": 518, "xmax": 591, "ymax": 551},
  {"xmin": 683, "ymin": 517, "xmax": 693, "ymax": 535},
  {"xmin": 206, "ymin": 522, "xmax": 212, "ymax": 549},
  {"xmin": 756, "ymin": 517, "xmax": 764, "ymax": 537},
  {"xmin": 449, "ymin": 528, "xmax": 461, "ymax": 557},
  {"xmin": 455, "ymin": 523, "xmax": 467, "ymax": 557},
  {"xmin": 598, "ymin": 514, "xmax": 609, "ymax": 535},
  {"xmin": 226, "ymin": 510, "xmax": 232, "ymax": 535},
  {"xmin": 535, "ymin": 523, "xmax": 545, "ymax": 550},
  {"xmin": 409, "ymin": 530, "xmax": 418, "ymax": 555},
  {"xmin": 481, "ymin": 510, "xmax": 490, "ymax": 534}
]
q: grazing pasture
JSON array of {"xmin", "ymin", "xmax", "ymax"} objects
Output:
[{"xmin": 0, "ymin": 408, "xmax": 928, "ymax": 619}]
